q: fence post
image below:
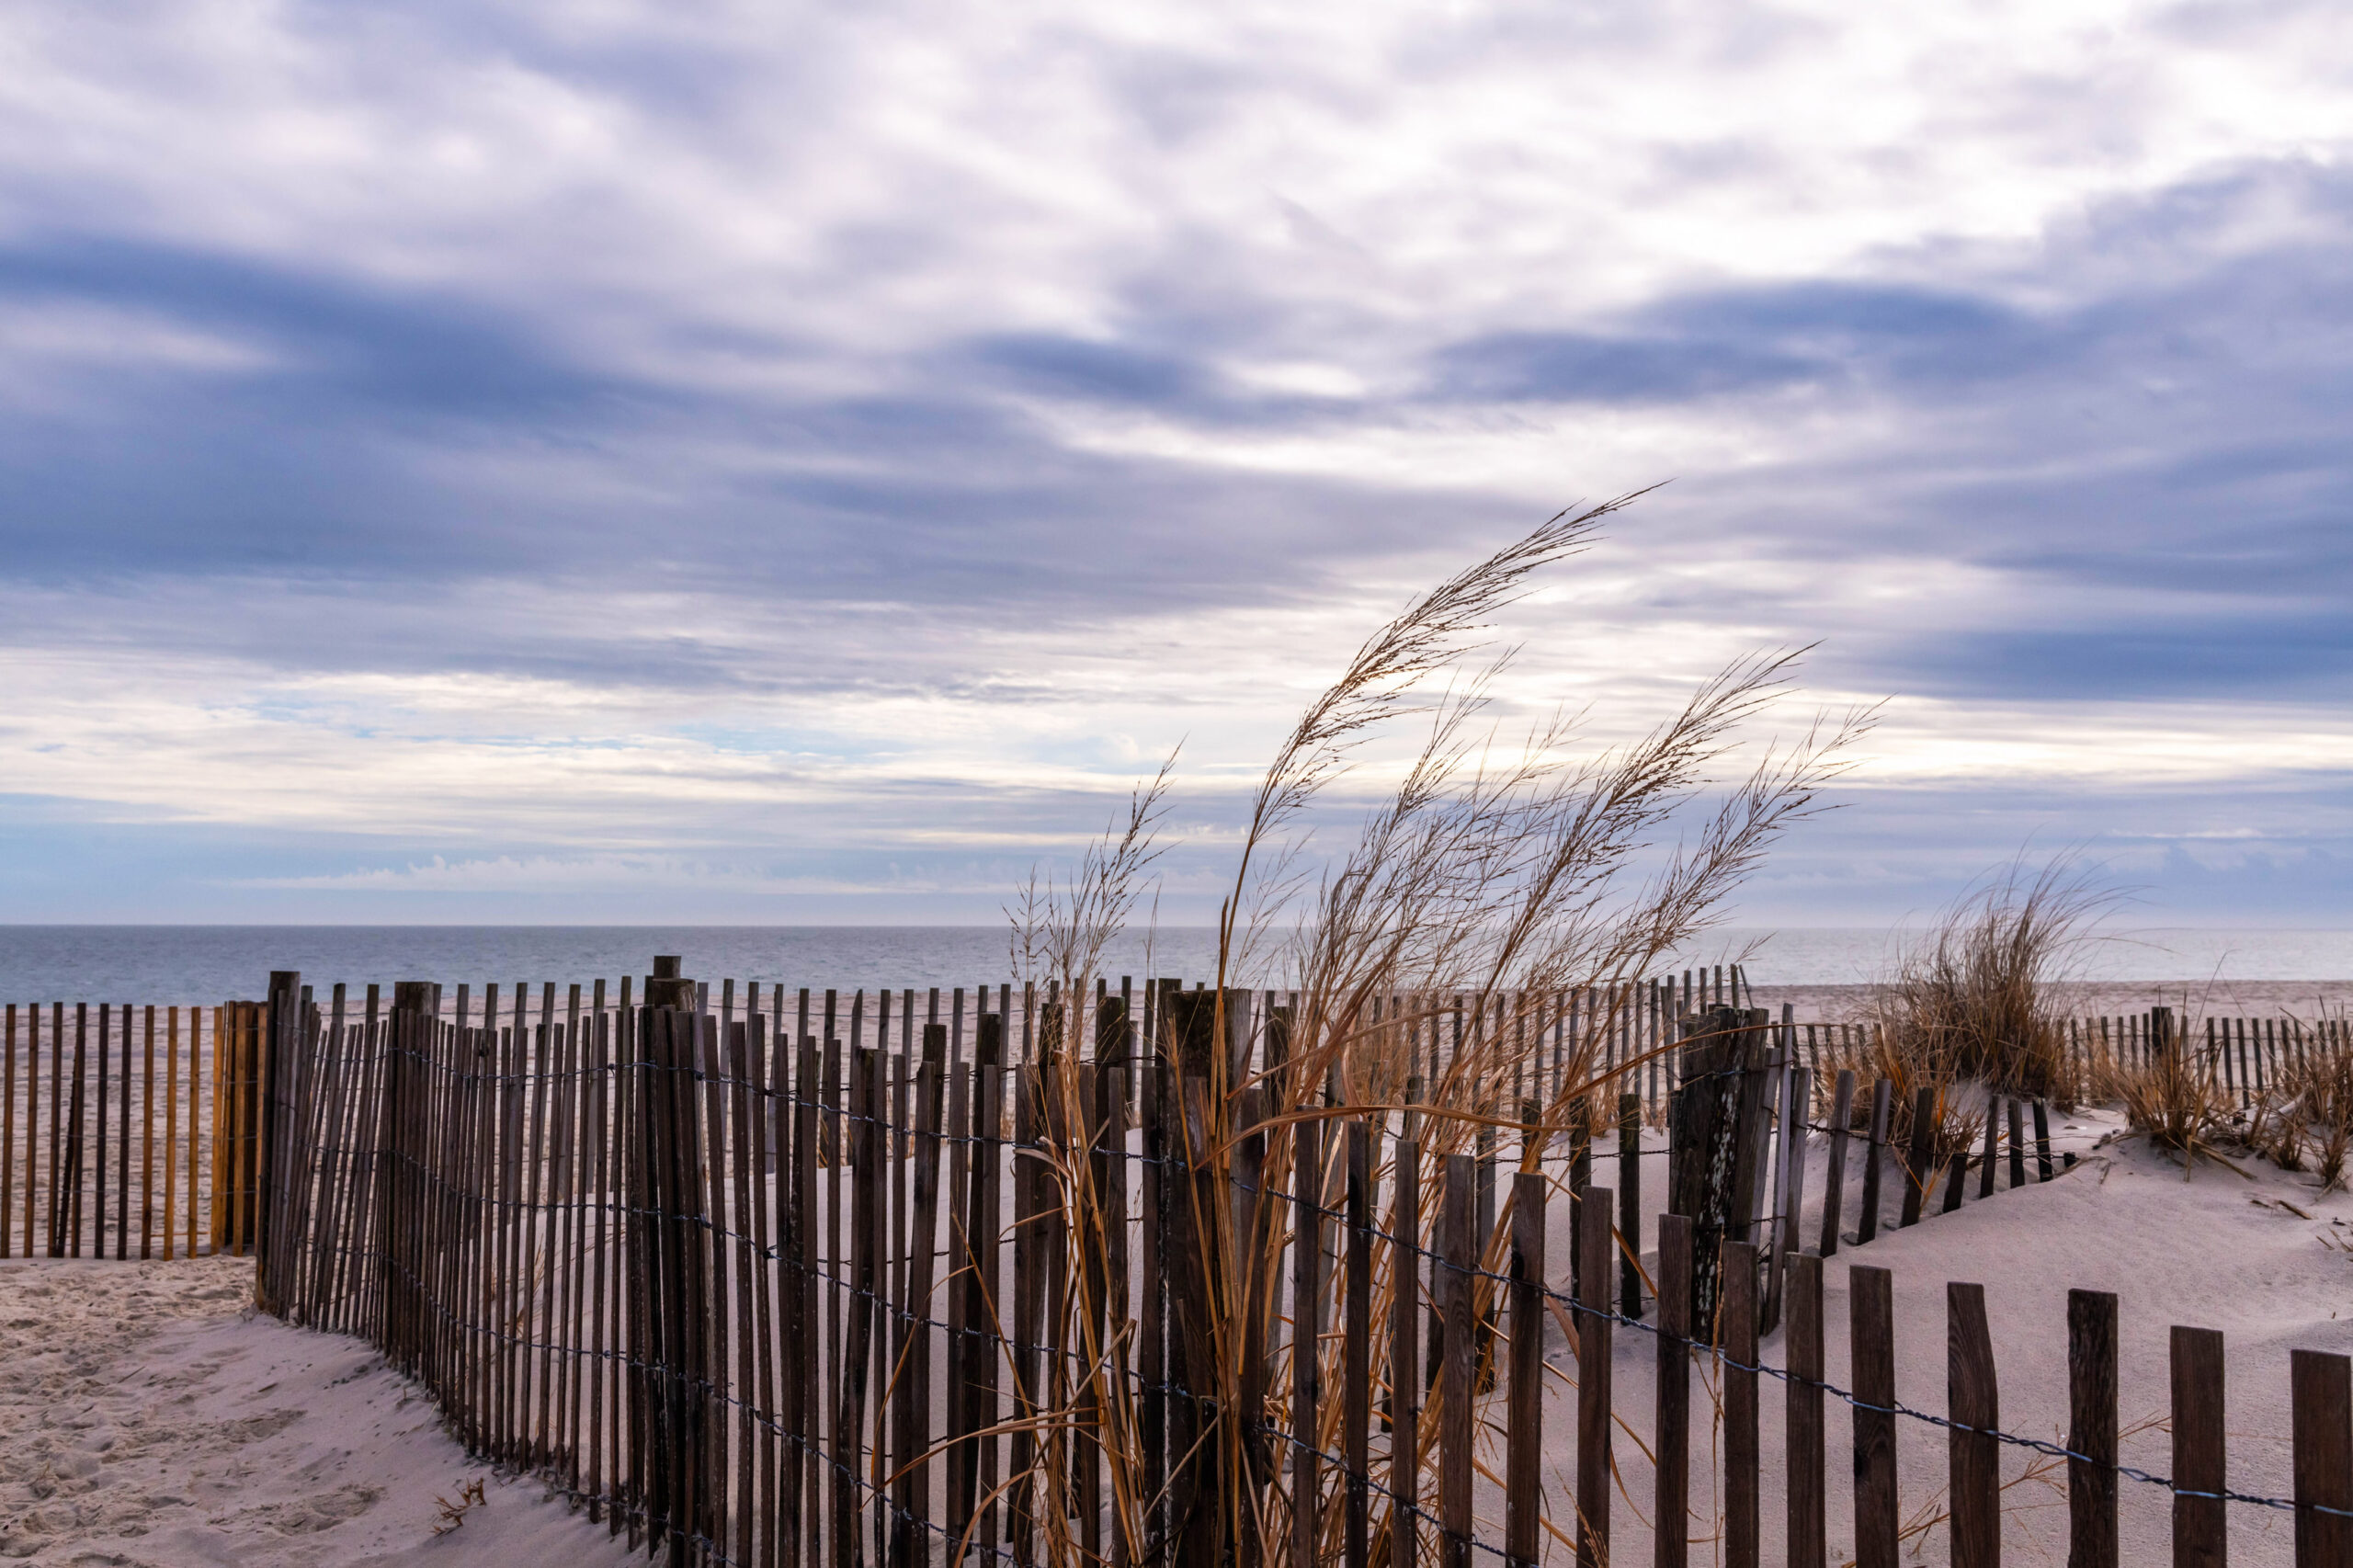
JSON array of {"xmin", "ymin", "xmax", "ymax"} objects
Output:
[
  {"xmin": 644, "ymin": 955, "xmax": 692, "ymax": 1011},
  {"xmin": 2171, "ymin": 1325, "xmax": 2224, "ymax": 1568},
  {"xmin": 1820, "ymin": 1071, "xmax": 1854, "ymax": 1256},
  {"xmin": 1725, "ymin": 1238, "xmax": 1759, "ymax": 1568},
  {"xmin": 1668, "ymin": 1005, "xmax": 1762, "ymax": 1335},
  {"xmin": 658, "ymin": 993, "xmax": 700, "ymax": 1553},
  {"xmin": 1851, "ymin": 1265, "xmax": 1897, "ymax": 1568},
  {"xmin": 1344, "ymin": 1120, "xmax": 1372, "ymax": 1568},
  {"xmin": 1856, "ymin": 1078, "xmax": 1892, "ymax": 1246},
  {"xmin": 1574, "ymin": 1179, "xmax": 1607, "ymax": 1568},
  {"xmin": 1293, "ymin": 1115, "xmax": 1323, "ymax": 1568},
  {"xmin": 1136, "ymin": 1027, "xmax": 1164, "ymax": 1562},
  {"xmin": 1655, "ymin": 1212, "xmax": 1691, "ymax": 1568},
  {"xmin": 256, "ymin": 971, "xmax": 302, "ymax": 1314},
  {"xmin": 2068, "ymin": 1289, "xmax": 2118, "ymax": 1568},
  {"xmin": 1161, "ymin": 987, "xmax": 1231, "ymax": 1568},
  {"xmin": 1439, "ymin": 1152, "xmax": 1475, "ymax": 1568},
  {"xmin": 1497, "ymin": 1170, "xmax": 1543, "ymax": 1568},
  {"xmin": 1390, "ymin": 1139, "xmax": 1422, "ymax": 1568},
  {"xmin": 837, "ymin": 1045, "xmax": 879, "ymax": 1568},
  {"xmin": 2292, "ymin": 1348, "xmax": 2352, "ymax": 1567},
  {"xmin": 1619, "ymin": 1093, "xmax": 1643, "ymax": 1319},
  {"xmin": 1768, "ymin": 1064, "xmax": 1809, "ymax": 1329},
  {"xmin": 793, "ymin": 1033, "xmax": 822, "ymax": 1564},
  {"xmin": 1977, "ymin": 1100, "xmax": 1999, "ymax": 1200},
  {"xmin": 381, "ymin": 983, "xmax": 430, "ymax": 1378},
  {"xmin": 1728, "ymin": 1024, "xmax": 1775, "ymax": 1252},
  {"xmin": 1786, "ymin": 1251, "xmax": 1824, "ymax": 1568},
  {"xmin": 1569, "ymin": 1094, "xmax": 1589, "ymax": 1300},
  {"xmin": 1948, "ymin": 1282, "xmax": 1998, "ymax": 1568},
  {"xmin": 893, "ymin": 1030, "xmax": 946, "ymax": 1565},
  {"xmin": 1900, "ymin": 1086, "xmax": 1937, "ymax": 1227}
]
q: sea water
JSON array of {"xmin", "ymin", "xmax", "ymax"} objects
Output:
[{"xmin": 0, "ymin": 925, "xmax": 2348, "ymax": 1003}]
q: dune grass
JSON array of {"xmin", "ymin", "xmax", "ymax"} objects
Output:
[{"xmin": 995, "ymin": 494, "xmax": 1873, "ymax": 1564}]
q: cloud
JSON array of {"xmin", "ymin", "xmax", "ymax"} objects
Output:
[{"xmin": 0, "ymin": 1, "xmax": 2349, "ymax": 921}]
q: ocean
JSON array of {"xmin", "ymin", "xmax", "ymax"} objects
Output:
[{"xmin": 0, "ymin": 925, "xmax": 2348, "ymax": 1005}]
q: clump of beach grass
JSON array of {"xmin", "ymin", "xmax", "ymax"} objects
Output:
[
  {"xmin": 1872, "ymin": 858, "xmax": 2109, "ymax": 1097},
  {"xmin": 1827, "ymin": 858, "xmax": 2112, "ymax": 1165},
  {"xmin": 2102, "ymin": 1038, "xmax": 2245, "ymax": 1179},
  {"xmin": 996, "ymin": 493, "xmax": 1875, "ymax": 1566},
  {"xmin": 2247, "ymin": 1045, "xmax": 2353, "ymax": 1191}
]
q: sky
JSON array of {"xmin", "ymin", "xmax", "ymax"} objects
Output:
[{"xmin": 0, "ymin": 0, "xmax": 2347, "ymax": 926}]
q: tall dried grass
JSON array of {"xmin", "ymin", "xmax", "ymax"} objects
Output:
[
  {"xmin": 999, "ymin": 494, "xmax": 1874, "ymax": 1564},
  {"xmin": 1872, "ymin": 859, "xmax": 2108, "ymax": 1097},
  {"xmin": 2100, "ymin": 1041, "xmax": 2245, "ymax": 1180},
  {"xmin": 2250, "ymin": 1047, "xmax": 2353, "ymax": 1191},
  {"xmin": 1830, "ymin": 858, "xmax": 2110, "ymax": 1163}
]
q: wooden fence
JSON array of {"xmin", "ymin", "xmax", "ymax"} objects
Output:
[
  {"xmin": 0, "ymin": 999, "xmax": 266, "ymax": 1258},
  {"xmin": 214, "ymin": 963, "xmax": 2353, "ymax": 1567},
  {"xmin": 8, "ymin": 973, "xmax": 2318, "ymax": 1278}
]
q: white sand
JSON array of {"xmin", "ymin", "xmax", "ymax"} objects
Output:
[
  {"xmin": 0, "ymin": 1256, "xmax": 635, "ymax": 1566},
  {"xmin": 1523, "ymin": 1106, "xmax": 2353, "ymax": 1567}
]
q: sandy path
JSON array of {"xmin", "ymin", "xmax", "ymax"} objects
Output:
[{"xmin": 0, "ymin": 1257, "xmax": 635, "ymax": 1567}]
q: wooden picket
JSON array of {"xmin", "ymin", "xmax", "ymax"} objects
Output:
[{"xmin": 9, "ymin": 963, "xmax": 2353, "ymax": 1565}]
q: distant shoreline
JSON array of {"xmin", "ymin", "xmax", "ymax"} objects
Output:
[
  {"xmin": 3, "ymin": 923, "xmax": 2349, "ymax": 1006},
  {"xmin": 1750, "ymin": 978, "xmax": 2353, "ymax": 1021}
]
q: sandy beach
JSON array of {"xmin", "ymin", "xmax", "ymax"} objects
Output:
[{"xmin": 0, "ymin": 1256, "xmax": 633, "ymax": 1566}]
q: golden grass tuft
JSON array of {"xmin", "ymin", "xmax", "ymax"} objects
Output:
[
  {"xmin": 1000, "ymin": 494, "xmax": 1875, "ymax": 1564},
  {"xmin": 2252, "ymin": 1045, "xmax": 2353, "ymax": 1191},
  {"xmin": 2100, "ymin": 1043, "xmax": 2244, "ymax": 1179},
  {"xmin": 1868, "ymin": 858, "xmax": 2109, "ymax": 1099},
  {"xmin": 1825, "ymin": 857, "xmax": 2110, "ymax": 1162}
]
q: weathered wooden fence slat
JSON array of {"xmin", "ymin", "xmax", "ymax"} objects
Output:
[{"xmin": 17, "ymin": 970, "xmax": 2353, "ymax": 1566}]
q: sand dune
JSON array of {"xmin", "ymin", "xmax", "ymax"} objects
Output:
[{"xmin": 0, "ymin": 1256, "xmax": 631, "ymax": 1566}]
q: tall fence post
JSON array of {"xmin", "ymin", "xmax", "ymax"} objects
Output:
[
  {"xmin": 2171, "ymin": 1324, "xmax": 2224, "ymax": 1568},
  {"xmin": 2068, "ymin": 1289, "xmax": 2118, "ymax": 1568},
  {"xmin": 1344, "ymin": 1119, "xmax": 1372, "ymax": 1568},
  {"xmin": 381, "ymin": 983, "xmax": 431, "ymax": 1371},
  {"xmin": 1161, "ymin": 984, "xmax": 1234, "ymax": 1568},
  {"xmin": 1618, "ymin": 1094, "xmax": 1643, "ymax": 1320},
  {"xmin": 1899, "ymin": 1085, "xmax": 1937, "ymax": 1228},
  {"xmin": 1573, "ymin": 1179, "xmax": 1607, "ymax": 1568},
  {"xmin": 2292, "ymin": 1349, "xmax": 2352, "ymax": 1567},
  {"xmin": 1655, "ymin": 1212, "xmax": 1691, "ymax": 1568},
  {"xmin": 1856, "ymin": 1078, "xmax": 1892, "ymax": 1246},
  {"xmin": 1439, "ymin": 1151, "xmax": 1475, "ymax": 1568},
  {"xmin": 1948, "ymin": 1282, "xmax": 1998, "ymax": 1568},
  {"xmin": 1819, "ymin": 1071, "xmax": 1855, "ymax": 1256},
  {"xmin": 1505, "ymin": 1170, "xmax": 1547, "ymax": 1568},
  {"xmin": 639, "ymin": 964, "xmax": 705, "ymax": 1568},
  {"xmin": 1389, "ymin": 1138, "xmax": 1422, "ymax": 1568},
  {"xmin": 256, "ymin": 971, "xmax": 300, "ymax": 1312},
  {"xmin": 1668, "ymin": 1005, "xmax": 1765, "ymax": 1336},
  {"xmin": 1786, "ymin": 1251, "xmax": 1824, "ymax": 1568},
  {"xmin": 1293, "ymin": 1114, "xmax": 1322, "ymax": 1568},
  {"xmin": 1724, "ymin": 1239, "xmax": 1759, "ymax": 1568},
  {"xmin": 1852, "ymin": 1264, "xmax": 1897, "ymax": 1568}
]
